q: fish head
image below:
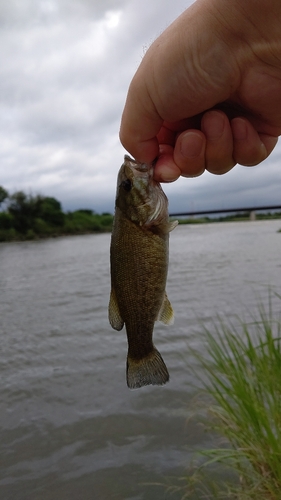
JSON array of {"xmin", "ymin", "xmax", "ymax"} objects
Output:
[{"xmin": 115, "ymin": 155, "xmax": 168, "ymax": 226}]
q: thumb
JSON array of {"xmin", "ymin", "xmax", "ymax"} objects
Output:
[{"xmin": 119, "ymin": 75, "xmax": 162, "ymax": 163}]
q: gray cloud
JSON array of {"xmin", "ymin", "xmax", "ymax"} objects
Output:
[{"xmin": 0, "ymin": 0, "xmax": 280, "ymax": 214}]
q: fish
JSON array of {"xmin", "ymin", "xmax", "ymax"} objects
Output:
[{"xmin": 108, "ymin": 155, "xmax": 178, "ymax": 389}]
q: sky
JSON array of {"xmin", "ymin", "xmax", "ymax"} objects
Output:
[{"xmin": 0, "ymin": 0, "xmax": 281, "ymax": 215}]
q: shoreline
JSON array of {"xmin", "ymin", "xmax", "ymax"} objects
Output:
[{"xmin": 1, "ymin": 213, "xmax": 280, "ymax": 244}]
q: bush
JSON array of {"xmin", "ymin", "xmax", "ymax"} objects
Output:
[
  {"xmin": 64, "ymin": 211, "xmax": 102, "ymax": 232},
  {"xmin": 25, "ymin": 229, "xmax": 36, "ymax": 240},
  {"xmin": 33, "ymin": 218, "xmax": 52, "ymax": 235},
  {"xmin": 0, "ymin": 228, "xmax": 17, "ymax": 242},
  {"xmin": 0, "ymin": 212, "xmax": 13, "ymax": 230},
  {"xmin": 99, "ymin": 214, "xmax": 114, "ymax": 227}
]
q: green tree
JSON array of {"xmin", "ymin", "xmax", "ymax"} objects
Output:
[
  {"xmin": 39, "ymin": 197, "xmax": 65, "ymax": 226},
  {"xmin": 8, "ymin": 192, "xmax": 64, "ymax": 234},
  {"xmin": 0, "ymin": 186, "xmax": 8, "ymax": 208},
  {"xmin": 8, "ymin": 191, "xmax": 36, "ymax": 233}
]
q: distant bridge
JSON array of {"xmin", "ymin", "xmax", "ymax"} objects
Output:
[{"xmin": 170, "ymin": 204, "xmax": 281, "ymax": 220}]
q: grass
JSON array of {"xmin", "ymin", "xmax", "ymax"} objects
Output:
[{"xmin": 178, "ymin": 297, "xmax": 281, "ymax": 499}]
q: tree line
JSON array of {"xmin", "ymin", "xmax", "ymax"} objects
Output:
[{"xmin": 0, "ymin": 186, "xmax": 113, "ymax": 242}]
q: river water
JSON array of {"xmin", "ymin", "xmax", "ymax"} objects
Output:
[{"xmin": 0, "ymin": 220, "xmax": 281, "ymax": 500}]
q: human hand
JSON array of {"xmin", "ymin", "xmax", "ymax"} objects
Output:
[{"xmin": 119, "ymin": 0, "xmax": 281, "ymax": 182}]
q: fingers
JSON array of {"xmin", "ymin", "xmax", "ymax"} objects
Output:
[
  {"xmin": 153, "ymin": 131, "xmax": 206, "ymax": 182},
  {"xmin": 231, "ymin": 117, "xmax": 278, "ymax": 165},
  {"xmin": 259, "ymin": 133, "xmax": 278, "ymax": 158},
  {"xmin": 173, "ymin": 131, "xmax": 206, "ymax": 177},
  {"xmin": 158, "ymin": 110, "xmax": 236, "ymax": 180},
  {"xmin": 202, "ymin": 111, "xmax": 235, "ymax": 174},
  {"xmin": 153, "ymin": 144, "xmax": 182, "ymax": 182},
  {"xmin": 156, "ymin": 111, "xmax": 279, "ymax": 182}
]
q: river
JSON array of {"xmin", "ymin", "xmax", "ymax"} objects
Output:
[{"xmin": 0, "ymin": 220, "xmax": 281, "ymax": 500}]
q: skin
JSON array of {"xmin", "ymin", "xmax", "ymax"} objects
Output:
[{"xmin": 119, "ymin": 0, "xmax": 281, "ymax": 182}]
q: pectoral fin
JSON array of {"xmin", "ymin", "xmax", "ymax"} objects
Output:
[
  {"xmin": 157, "ymin": 219, "xmax": 178, "ymax": 234},
  {"xmin": 168, "ymin": 220, "xmax": 178, "ymax": 232},
  {"xmin": 157, "ymin": 292, "xmax": 174, "ymax": 325},
  {"xmin": 108, "ymin": 288, "xmax": 124, "ymax": 330}
]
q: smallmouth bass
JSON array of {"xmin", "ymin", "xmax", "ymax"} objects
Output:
[{"xmin": 108, "ymin": 155, "xmax": 178, "ymax": 389}]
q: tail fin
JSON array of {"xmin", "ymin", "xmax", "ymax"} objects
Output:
[{"xmin": 126, "ymin": 348, "xmax": 169, "ymax": 389}]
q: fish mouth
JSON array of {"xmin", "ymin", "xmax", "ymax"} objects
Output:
[
  {"xmin": 124, "ymin": 154, "xmax": 152, "ymax": 175},
  {"xmin": 124, "ymin": 155, "xmax": 155, "ymax": 185}
]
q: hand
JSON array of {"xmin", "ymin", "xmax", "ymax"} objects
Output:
[{"xmin": 119, "ymin": 0, "xmax": 281, "ymax": 182}]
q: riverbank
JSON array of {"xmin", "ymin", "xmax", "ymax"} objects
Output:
[
  {"xmin": 0, "ymin": 190, "xmax": 114, "ymax": 242},
  {"xmin": 179, "ymin": 297, "xmax": 281, "ymax": 499},
  {"xmin": 0, "ymin": 211, "xmax": 114, "ymax": 242},
  {"xmin": 175, "ymin": 211, "xmax": 281, "ymax": 225},
  {"xmin": 0, "ymin": 184, "xmax": 280, "ymax": 242},
  {"xmin": 1, "ymin": 212, "xmax": 281, "ymax": 242}
]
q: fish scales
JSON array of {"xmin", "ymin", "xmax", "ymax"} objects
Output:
[
  {"xmin": 111, "ymin": 214, "xmax": 168, "ymax": 357},
  {"xmin": 109, "ymin": 155, "xmax": 178, "ymax": 389}
]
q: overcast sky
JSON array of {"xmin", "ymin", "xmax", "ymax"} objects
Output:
[{"xmin": 1, "ymin": 0, "xmax": 280, "ymax": 214}]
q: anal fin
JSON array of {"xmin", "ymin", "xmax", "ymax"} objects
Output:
[
  {"xmin": 108, "ymin": 288, "xmax": 124, "ymax": 331},
  {"xmin": 157, "ymin": 292, "xmax": 174, "ymax": 325}
]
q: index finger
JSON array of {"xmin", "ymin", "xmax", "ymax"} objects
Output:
[{"xmin": 119, "ymin": 74, "xmax": 163, "ymax": 163}]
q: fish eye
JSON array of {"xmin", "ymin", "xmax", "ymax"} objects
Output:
[{"xmin": 121, "ymin": 179, "xmax": 132, "ymax": 192}]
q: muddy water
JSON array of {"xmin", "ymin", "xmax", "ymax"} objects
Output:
[{"xmin": 0, "ymin": 220, "xmax": 280, "ymax": 499}]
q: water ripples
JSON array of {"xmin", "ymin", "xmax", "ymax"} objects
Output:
[{"xmin": 0, "ymin": 222, "xmax": 280, "ymax": 499}]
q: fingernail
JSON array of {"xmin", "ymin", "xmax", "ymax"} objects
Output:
[
  {"xmin": 180, "ymin": 132, "xmax": 203, "ymax": 159},
  {"xmin": 157, "ymin": 165, "xmax": 180, "ymax": 182},
  {"xmin": 232, "ymin": 119, "xmax": 247, "ymax": 140}
]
